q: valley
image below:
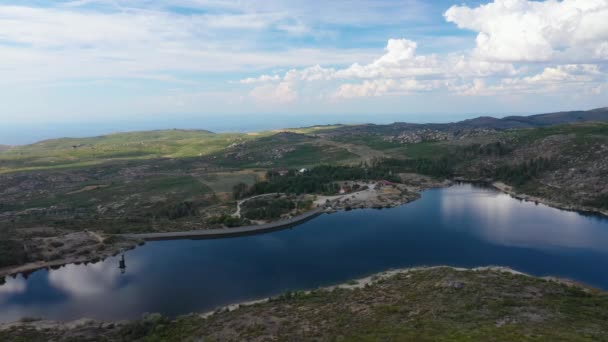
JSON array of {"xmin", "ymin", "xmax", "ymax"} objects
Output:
[{"xmin": 1, "ymin": 108, "xmax": 608, "ymax": 275}]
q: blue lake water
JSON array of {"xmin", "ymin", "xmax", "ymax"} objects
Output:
[{"xmin": 1, "ymin": 183, "xmax": 608, "ymax": 323}]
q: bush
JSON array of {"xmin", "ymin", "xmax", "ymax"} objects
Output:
[
  {"xmin": 0, "ymin": 239, "xmax": 29, "ymax": 268},
  {"xmin": 161, "ymin": 201, "xmax": 197, "ymax": 220},
  {"xmin": 207, "ymin": 215, "xmax": 248, "ymax": 227}
]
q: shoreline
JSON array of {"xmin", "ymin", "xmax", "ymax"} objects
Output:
[
  {"xmin": 122, "ymin": 207, "xmax": 324, "ymax": 241},
  {"xmin": 0, "ymin": 209, "xmax": 323, "ymax": 280},
  {"xmin": 0, "ymin": 180, "xmax": 426, "ymax": 280},
  {"xmin": 197, "ymin": 264, "xmax": 600, "ymax": 320},
  {"xmin": 2, "ymin": 180, "xmax": 606, "ymax": 280},
  {"xmin": 0, "ymin": 241, "xmax": 141, "ymax": 281},
  {"xmin": 491, "ymin": 181, "xmax": 608, "ymax": 218},
  {"xmin": 0, "ymin": 265, "xmax": 599, "ymax": 328}
]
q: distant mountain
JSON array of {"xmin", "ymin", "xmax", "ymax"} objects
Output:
[
  {"xmin": 457, "ymin": 107, "xmax": 608, "ymax": 130},
  {"xmin": 325, "ymin": 107, "xmax": 608, "ymax": 137}
]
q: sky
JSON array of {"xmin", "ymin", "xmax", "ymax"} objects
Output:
[{"xmin": 0, "ymin": 0, "xmax": 607, "ymax": 142}]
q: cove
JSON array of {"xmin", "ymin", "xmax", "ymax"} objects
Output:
[{"xmin": 1, "ymin": 183, "xmax": 608, "ymax": 323}]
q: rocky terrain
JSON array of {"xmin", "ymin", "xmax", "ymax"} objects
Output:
[
  {"xmin": 2, "ymin": 267, "xmax": 606, "ymax": 341},
  {"xmin": 384, "ymin": 127, "xmax": 497, "ymax": 144}
]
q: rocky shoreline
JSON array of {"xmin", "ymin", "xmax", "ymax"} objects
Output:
[
  {"xmin": 491, "ymin": 181, "xmax": 608, "ymax": 218},
  {"xmin": 0, "ymin": 234, "xmax": 143, "ymax": 280}
]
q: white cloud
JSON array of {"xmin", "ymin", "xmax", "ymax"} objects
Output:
[
  {"xmin": 335, "ymin": 79, "xmax": 438, "ymax": 98},
  {"xmin": 0, "ymin": 5, "xmax": 379, "ymax": 85},
  {"xmin": 0, "ymin": 0, "xmax": 606, "ymax": 119},
  {"xmin": 445, "ymin": 0, "xmax": 608, "ymax": 63},
  {"xmin": 239, "ymin": 75, "xmax": 282, "ymax": 84},
  {"xmin": 335, "ymin": 39, "xmax": 441, "ymax": 79},
  {"xmin": 249, "ymin": 81, "xmax": 298, "ymax": 104},
  {"xmin": 240, "ymin": 38, "xmax": 518, "ymax": 99},
  {"xmin": 453, "ymin": 64, "xmax": 606, "ymax": 96}
]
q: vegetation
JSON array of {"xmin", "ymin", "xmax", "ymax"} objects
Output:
[
  {"xmin": 0, "ymin": 120, "xmax": 607, "ymax": 273},
  {"xmin": 241, "ymin": 197, "xmax": 296, "ymax": 220},
  {"xmin": 232, "ymin": 182, "xmax": 249, "ymax": 200},
  {"xmin": 249, "ymin": 164, "xmax": 400, "ymax": 196},
  {"xmin": 493, "ymin": 157, "xmax": 558, "ymax": 186},
  {"xmin": 584, "ymin": 194, "xmax": 608, "ymax": 210},
  {"xmin": 0, "ymin": 239, "xmax": 28, "ymax": 268},
  {"xmin": 206, "ymin": 215, "xmax": 249, "ymax": 228},
  {"xmin": 3, "ymin": 267, "xmax": 607, "ymax": 341}
]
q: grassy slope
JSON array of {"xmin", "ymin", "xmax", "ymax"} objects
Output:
[
  {"xmin": 0, "ymin": 130, "xmax": 259, "ymax": 173},
  {"xmin": 0, "ymin": 127, "xmax": 351, "ymax": 174},
  {"xmin": 2, "ymin": 268, "xmax": 607, "ymax": 341}
]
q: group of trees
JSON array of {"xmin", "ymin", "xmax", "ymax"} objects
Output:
[
  {"xmin": 247, "ymin": 164, "xmax": 401, "ymax": 196},
  {"xmin": 232, "ymin": 182, "xmax": 249, "ymax": 200},
  {"xmin": 379, "ymin": 158, "xmax": 455, "ymax": 178},
  {"xmin": 585, "ymin": 194, "xmax": 608, "ymax": 210},
  {"xmin": 459, "ymin": 142, "xmax": 512, "ymax": 158},
  {"xmin": 207, "ymin": 214, "xmax": 248, "ymax": 227},
  {"xmin": 160, "ymin": 201, "xmax": 198, "ymax": 220},
  {"xmin": 241, "ymin": 197, "xmax": 296, "ymax": 220},
  {"xmin": 231, "ymin": 140, "xmax": 559, "ymax": 201},
  {"xmin": 0, "ymin": 237, "xmax": 28, "ymax": 269},
  {"xmin": 493, "ymin": 157, "xmax": 557, "ymax": 186}
]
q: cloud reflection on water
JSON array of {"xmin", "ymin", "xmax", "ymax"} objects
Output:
[
  {"xmin": 0, "ymin": 276, "xmax": 26, "ymax": 302},
  {"xmin": 440, "ymin": 186, "xmax": 608, "ymax": 252},
  {"xmin": 47, "ymin": 256, "xmax": 141, "ymax": 298}
]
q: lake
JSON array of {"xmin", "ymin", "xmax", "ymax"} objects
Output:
[{"xmin": 1, "ymin": 183, "xmax": 607, "ymax": 323}]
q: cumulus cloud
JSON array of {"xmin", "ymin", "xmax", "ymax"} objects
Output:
[
  {"xmin": 334, "ymin": 39, "xmax": 441, "ymax": 79},
  {"xmin": 249, "ymin": 81, "xmax": 298, "ymax": 104},
  {"xmin": 445, "ymin": 0, "xmax": 608, "ymax": 62},
  {"xmin": 453, "ymin": 64, "xmax": 606, "ymax": 96},
  {"xmin": 240, "ymin": 38, "xmax": 518, "ymax": 99},
  {"xmin": 239, "ymin": 75, "xmax": 282, "ymax": 84},
  {"xmin": 335, "ymin": 79, "xmax": 438, "ymax": 98},
  {"xmin": 1, "ymin": 0, "xmax": 606, "ymax": 117},
  {"xmin": 239, "ymin": 0, "xmax": 608, "ymax": 101}
]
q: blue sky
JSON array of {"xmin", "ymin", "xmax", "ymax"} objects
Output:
[{"xmin": 0, "ymin": 0, "xmax": 606, "ymax": 132}]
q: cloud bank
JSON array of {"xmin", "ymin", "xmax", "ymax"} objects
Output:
[
  {"xmin": 0, "ymin": 0, "xmax": 606, "ymax": 119},
  {"xmin": 241, "ymin": 0, "xmax": 607, "ymax": 104}
]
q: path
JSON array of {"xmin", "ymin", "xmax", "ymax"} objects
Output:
[{"xmin": 232, "ymin": 193, "xmax": 279, "ymax": 218}]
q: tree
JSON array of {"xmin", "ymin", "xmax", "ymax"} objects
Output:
[{"xmin": 233, "ymin": 182, "xmax": 249, "ymax": 200}]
